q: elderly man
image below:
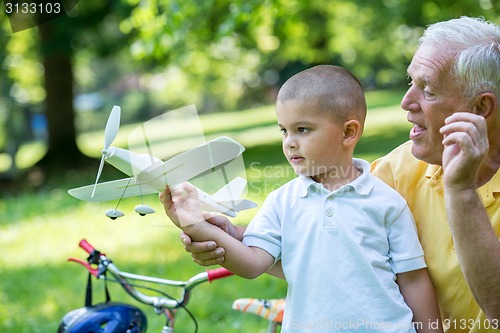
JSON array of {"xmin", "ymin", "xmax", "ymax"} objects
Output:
[
  {"xmin": 371, "ymin": 16, "xmax": 500, "ymax": 332},
  {"xmin": 173, "ymin": 16, "xmax": 500, "ymax": 332}
]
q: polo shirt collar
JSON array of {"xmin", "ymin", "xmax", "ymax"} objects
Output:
[
  {"xmin": 298, "ymin": 176, "xmax": 318, "ymax": 197},
  {"xmin": 298, "ymin": 158, "xmax": 374, "ymax": 197},
  {"xmin": 425, "ymin": 164, "xmax": 443, "ymax": 180},
  {"xmin": 477, "ymin": 166, "xmax": 500, "ymax": 207},
  {"xmin": 492, "ymin": 167, "xmax": 500, "ymax": 193}
]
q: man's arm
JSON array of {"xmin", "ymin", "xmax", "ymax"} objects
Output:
[
  {"xmin": 440, "ymin": 112, "xmax": 500, "ymax": 319},
  {"xmin": 444, "ymin": 188, "xmax": 500, "ymax": 319},
  {"xmin": 161, "ymin": 183, "xmax": 275, "ymax": 279},
  {"xmin": 180, "ymin": 221, "xmax": 244, "ymax": 266},
  {"xmin": 397, "ymin": 269, "xmax": 443, "ymax": 333}
]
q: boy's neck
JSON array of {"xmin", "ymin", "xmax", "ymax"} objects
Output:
[{"xmin": 312, "ymin": 162, "xmax": 362, "ymax": 192}]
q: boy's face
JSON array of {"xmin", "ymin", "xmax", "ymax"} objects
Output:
[{"xmin": 276, "ymin": 99, "xmax": 349, "ymax": 182}]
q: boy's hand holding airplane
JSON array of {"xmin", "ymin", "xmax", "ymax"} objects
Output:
[{"xmin": 161, "ymin": 183, "xmax": 207, "ymax": 228}]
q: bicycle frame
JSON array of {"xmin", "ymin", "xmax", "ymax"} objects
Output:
[{"xmin": 69, "ymin": 239, "xmax": 234, "ymax": 333}]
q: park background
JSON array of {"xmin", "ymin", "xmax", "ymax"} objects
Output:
[{"xmin": 1, "ymin": 1, "xmax": 499, "ymax": 332}]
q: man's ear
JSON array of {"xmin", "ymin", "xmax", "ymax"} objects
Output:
[
  {"xmin": 343, "ymin": 119, "xmax": 362, "ymax": 147},
  {"xmin": 473, "ymin": 92, "xmax": 497, "ymax": 119}
]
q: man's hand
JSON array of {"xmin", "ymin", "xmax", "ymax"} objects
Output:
[
  {"xmin": 181, "ymin": 234, "xmax": 225, "ymax": 266},
  {"xmin": 440, "ymin": 112, "xmax": 488, "ymax": 190},
  {"xmin": 181, "ymin": 214, "xmax": 246, "ymax": 266}
]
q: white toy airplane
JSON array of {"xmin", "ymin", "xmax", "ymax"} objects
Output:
[{"xmin": 68, "ymin": 106, "xmax": 257, "ymax": 219}]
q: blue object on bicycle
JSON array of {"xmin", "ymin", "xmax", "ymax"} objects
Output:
[{"xmin": 58, "ymin": 302, "xmax": 147, "ymax": 333}]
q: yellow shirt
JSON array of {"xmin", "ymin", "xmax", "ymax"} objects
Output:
[{"xmin": 371, "ymin": 141, "xmax": 500, "ymax": 333}]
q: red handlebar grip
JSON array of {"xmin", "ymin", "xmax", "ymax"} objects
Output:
[
  {"xmin": 79, "ymin": 239, "xmax": 95, "ymax": 254},
  {"xmin": 207, "ymin": 267, "xmax": 233, "ymax": 282}
]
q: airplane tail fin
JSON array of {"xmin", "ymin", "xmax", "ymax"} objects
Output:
[
  {"xmin": 212, "ymin": 177, "xmax": 257, "ymax": 212},
  {"xmin": 213, "ymin": 177, "xmax": 247, "ymax": 201}
]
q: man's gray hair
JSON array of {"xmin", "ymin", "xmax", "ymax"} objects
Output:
[{"xmin": 421, "ymin": 16, "xmax": 500, "ymax": 101}]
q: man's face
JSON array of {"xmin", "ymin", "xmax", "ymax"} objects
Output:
[{"xmin": 401, "ymin": 43, "xmax": 473, "ymax": 165}]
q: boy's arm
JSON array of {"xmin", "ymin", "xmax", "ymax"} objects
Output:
[
  {"xmin": 161, "ymin": 183, "xmax": 275, "ymax": 279},
  {"xmin": 184, "ymin": 220, "xmax": 275, "ymax": 279},
  {"xmin": 180, "ymin": 221, "xmax": 246, "ymax": 266},
  {"xmin": 180, "ymin": 227, "xmax": 286, "ymax": 279},
  {"xmin": 178, "ymin": 215, "xmax": 245, "ymax": 266},
  {"xmin": 397, "ymin": 268, "xmax": 443, "ymax": 333},
  {"xmin": 267, "ymin": 260, "xmax": 285, "ymax": 279}
]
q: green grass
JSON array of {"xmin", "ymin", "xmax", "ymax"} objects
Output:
[{"xmin": 0, "ymin": 90, "xmax": 410, "ymax": 332}]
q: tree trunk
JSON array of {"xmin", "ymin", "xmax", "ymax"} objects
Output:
[{"xmin": 36, "ymin": 21, "xmax": 93, "ymax": 173}]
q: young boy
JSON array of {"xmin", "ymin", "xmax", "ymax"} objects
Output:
[{"xmin": 161, "ymin": 65, "xmax": 442, "ymax": 332}]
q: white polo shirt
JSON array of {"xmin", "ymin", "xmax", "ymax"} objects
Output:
[{"xmin": 243, "ymin": 158, "xmax": 425, "ymax": 332}]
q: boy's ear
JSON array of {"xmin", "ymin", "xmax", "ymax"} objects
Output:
[{"xmin": 343, "ymin": 120, "xmax": 362, "ymax": 146}]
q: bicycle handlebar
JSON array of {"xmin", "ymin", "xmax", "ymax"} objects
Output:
[
  {"xmin": 207, "ymin": 267, "xmax": 234, "ymax": 282},
  {"xmin": 79, "ymin": 239, "xmax": 95, "ymax": 254},
  {"xmin": 70, "ymin": 239, "xmax": 234, "ymax": 311}
]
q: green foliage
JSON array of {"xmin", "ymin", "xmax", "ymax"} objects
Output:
[
  {"xmin": 2, "ymin": 0, "xmax": 500, "ymax": 162},
  {"xmin": 5, "ymin": 29, "xmax": 43, "ymax": 103},
  {"xmin": 78, "ymin": 1, "xmax": 500, "ymax": 112}
]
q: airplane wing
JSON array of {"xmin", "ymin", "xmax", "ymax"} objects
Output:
[
  {"xmin": 68, "ymin": 178, "xmax": 159, "ymax": 202},
  {"xmin": 134, "ymin": 136, "xmax": 246, "ymax": 192},
  {"xmin": 68, "ymin": 136, "xmax": 246, "ymax": 203}
]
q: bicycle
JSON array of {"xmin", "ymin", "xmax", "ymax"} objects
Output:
[{"xmin": 59, "ymin": 239, "xmax": 284, "ymax": 333}]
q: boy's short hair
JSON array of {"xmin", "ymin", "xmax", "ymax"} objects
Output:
[{"xmin": 277, "ymin": 65, "xmax": 367, "ymax": 125}]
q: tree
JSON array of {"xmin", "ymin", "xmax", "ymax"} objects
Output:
[
  {"xmin": 40, "ymin": 1, "xmax": 138, "ymax": 172},
  {"xmin": 0, "ymin": 0, "xmax": 136, "ymax": 180},
  {"xmin": 2, "ymin": 0, "xmax": 500, "ymax": 183},
  {"xmin": 38, "ymin": 18, "xmax": 81, "ymax": 169},
  {"xmin": 121, "ymin": 0, "xmax": 500, "ymax": 101}
]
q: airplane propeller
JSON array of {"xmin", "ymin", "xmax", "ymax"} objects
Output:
[{"xmin": 92, "ymin": 106, "xmax": 121, "ymax": 197}]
